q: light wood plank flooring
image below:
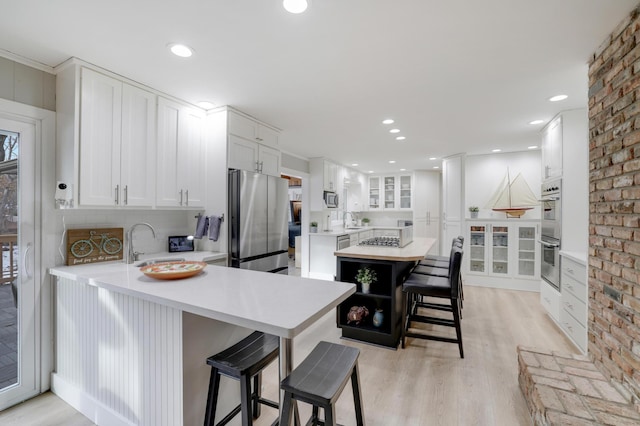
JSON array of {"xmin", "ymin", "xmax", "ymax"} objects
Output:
[{"xmin": 0, "ymin": 286, "xmax": 576, "ymax": 426}]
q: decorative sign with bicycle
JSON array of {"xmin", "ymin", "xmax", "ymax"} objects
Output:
[{"xmin": 66, "ymin": 228, "xmax": 124, "ymax": 265}]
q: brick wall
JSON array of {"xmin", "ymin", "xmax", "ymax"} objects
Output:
[{"xmin": 588, "ymin": 4, "xmax": 640, "ymax": 405}]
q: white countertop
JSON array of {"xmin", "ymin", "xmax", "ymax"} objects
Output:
[
  {"xmin": 560, "ymin": 250, "xmax": 587, "ymax": 265},
  {"xmin": 49, "ymin": 252, "xmax": 355, "ymax": 339},
  {"xmin": 334, "ymin": 237, "xmax": 437, "ymax": 261}
]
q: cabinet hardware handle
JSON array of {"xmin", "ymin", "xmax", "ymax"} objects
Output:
[
  {"xmin": 255, "ymin": 161, "xmax": 260, "ymax": 172},
  {"xmin": 179, "ymin": 189, "xmax": 183, "ymax": 206},
  {"xmin": 23, "ymin": 242, "xmax": 32, "ymax": 279},
  {"xmin": 115, "ymin": 185, "xmax": 119, "ymax": 205},
  {"xmin": 124, "ymin": 185, "xmax": 128, "ymax": 205},
  {"xmin": 185, "ymin": 190, "xmax": 189, "ymax": 206},
  {"xmin": 567, "ymin": 268, "xmax": 574, "ymax": 274}
]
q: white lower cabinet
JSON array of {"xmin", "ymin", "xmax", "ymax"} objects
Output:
[
  {"xmin": 309, "ymin": 235, "xmax": 339, "ymax": 281},
  {"xmin": 559, "ymin": 255, "xmax": 587, "ymax": 352},
  {"xmin": 540, "ymin": 280, "xmax": 560, "ymax": 321},
  {"xmin": 465, "ymin": 221, "xmax": 540, "ymax": 290}
]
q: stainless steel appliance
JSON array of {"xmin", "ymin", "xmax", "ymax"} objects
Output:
[
  {"xmin": 539, "ymin": 179, "xmax": 561, "ymax": 290},
  {"xmin": 323, "ymin": 191, "xmax": 339, "ymax": 208},
  {"xmin": 228, "ymin": 169, "xmax": 289, "ymax": 274},
  {"xmin": 397, "ymin": 220, "xmax": 413, "ymax": 227},
  {"xmin": 336, "ymin": 234, "xmax": 350, "ymax": 250}
]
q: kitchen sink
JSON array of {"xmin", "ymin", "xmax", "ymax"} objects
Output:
[{"xmin": 136, "ymin": 258, "xmax": 185, "ymax": 267}]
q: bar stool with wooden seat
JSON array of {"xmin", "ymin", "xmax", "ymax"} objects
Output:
[
  {"xmin": 280, "ymin": 341, "xmax": 365, "ymax": 426},
  {"xmin": 204, "ymin": 331, "xmax": 279, "ymax": 426},
  {"xmin": 401, "ymin": 248, "xmax": 464, "ymax": 358}
]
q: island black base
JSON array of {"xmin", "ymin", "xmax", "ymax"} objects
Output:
[{"xmin": 336, "ymin": 257, "xmax": 415, "ymax": 349}]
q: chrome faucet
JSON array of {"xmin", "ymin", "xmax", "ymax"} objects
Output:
[
  {"xmin": 343, "ymin": 211, "xmax": 357, "ymax": 228},
  {"xmin": 125, "ymin": 223, "xmax": 156, "ymax": 264}
]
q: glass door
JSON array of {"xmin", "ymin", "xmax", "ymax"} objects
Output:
[
  {"xmin": 518, "ymin": 226, "xmax": 536, "ymax": 277},
  {"xmin": 0, "ymin": 117, "xmax": 37, "ymax": 409},
  {"xmin": 368, "ymin": 177, "xmax": 380, "ymax": 209},
  {"xmin": 492, "ymin": 225, "xmax": 509, "ymax": 274},
  {"xmin": 469, "ymin": 225, "xmax": 486, "ymax": 273},
  {"xmin": 384, "ymin": 176, "xmax": 395, "ymax": 209},
  {"xmin": 399, "ymin": 175, "xmax": 411, "ymax": 209}
]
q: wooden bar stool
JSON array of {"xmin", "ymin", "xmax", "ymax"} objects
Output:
[
  {"xmin": 204, "ymin": 331, "xmax": 279, "ymax": 426},
  {"xmin": 280, "ymin": 341, "xmax": 365, "ymax": 426}
]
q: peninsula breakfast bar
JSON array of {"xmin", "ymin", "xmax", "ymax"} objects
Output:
[{"xmin": 49, "ymin": 253, "xmax": 355, "ymax": 426}]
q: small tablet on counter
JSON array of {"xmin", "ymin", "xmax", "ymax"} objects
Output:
[{"xmin": 168, "ymin": 235, "xmax": 194, "ymax": 252}]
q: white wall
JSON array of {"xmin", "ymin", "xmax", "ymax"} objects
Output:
[{"xmin": 465, "ymin": 150, "xmax": 542, "ymax": 220}]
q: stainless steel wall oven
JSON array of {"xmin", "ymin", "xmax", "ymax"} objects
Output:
[{"xmin": 539, "ymin": 179, "xmax": 561, "ymax": 290}]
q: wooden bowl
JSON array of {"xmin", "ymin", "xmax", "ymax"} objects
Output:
[{"xmin": 140, "ymin": 261, "xmax": 206, "ymax": 280}]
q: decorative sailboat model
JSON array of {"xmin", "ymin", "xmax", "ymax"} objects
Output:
[{"xmin": 484, "ymin": 169, "xmax": 538, "ymax": 218}]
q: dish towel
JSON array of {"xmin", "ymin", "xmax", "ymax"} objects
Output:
[
  {"xmin": 209, "ymin": 215, "xmax": 222, "ymax": 241},
  {"xmin": 194, "ymin": 215, "xmax": 209, "ymax": 239}
]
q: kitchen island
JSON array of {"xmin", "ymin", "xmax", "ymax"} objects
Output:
[
  {"xmin": 334, "ymin": 237, "xmax": 436, "ymax": 348},
  {"xmin": 49, "ymin": 253, "xmax": 354, "ymax": 426}
]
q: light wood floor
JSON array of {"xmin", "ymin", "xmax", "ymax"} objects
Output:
[{"xmin": 0, "ymin": 286, "xmax": 576, "ymax": 426}]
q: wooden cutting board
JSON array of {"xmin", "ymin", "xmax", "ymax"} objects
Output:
[{"xmin": 66, "ymin": 228, "xmax": 124, "ymax": 266}]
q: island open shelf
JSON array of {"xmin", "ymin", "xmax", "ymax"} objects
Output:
[{"xmin": 334, "ymin": 237, "xmax": 436, "ymax": 349}]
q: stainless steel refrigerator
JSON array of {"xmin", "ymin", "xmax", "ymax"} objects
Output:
[{"xmin": 228, "ymin": 169, "xmax": 289, "ymax": 274}]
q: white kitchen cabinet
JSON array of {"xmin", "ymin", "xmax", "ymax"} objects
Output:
[
  {"xmin": 542, "ymin": 115, "xmax": 562, "ymax": 180},
  {"xmin": 559, "ymin": 255, "xmax": 587, "ymax": 352},
  {"xmin": 442, "ymin": 155, "xmax": 464, "ymax": 255},
  {"xmin": 61, "ymin": 66, "xmax": 156, "ymax": 207},
  {"xmin": 540, "ymin": 280, "xmax": 561, "ymax": 321},
  {"xmin": 367, "ymin": 174, "xmax": 412, "ymax": 211},
  {"xmin": 413, "ymin": 170, "xmax": 440, "ymax": 254},
  {"xmin": 466, "ymin": 221, "xmax": 540, "ymax": 290},
  {"xmin": 228, "ymin": 109, "xmax": 279, "ymax": 147},
  {"xmin": 309, "ymin": 158, "xmax": 343, "ymax": 211},
  {"xmin": 156, "ymin": 97, "xmax": 205, "ymax": 208},
  {"xmin": 228, "ymin": 134, "xmax": 281, "ymax": 176}
]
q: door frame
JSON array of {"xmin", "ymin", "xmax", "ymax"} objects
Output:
[{"xmin": 0, "ymin": 98, "xmax": 55, "ymax": 407}]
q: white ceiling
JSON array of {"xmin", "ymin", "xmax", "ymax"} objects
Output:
[{"xmin": 1, "ymin": 0, "xmax": 637, "ymax": 173}]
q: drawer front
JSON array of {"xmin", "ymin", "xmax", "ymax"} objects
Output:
[
  {"xmin": 562, "ymin": 271, "xmax": 586, "ymax": 303},
  {"xmin": 561, "ymin": 257, "xmax": 586, "ymax": 284},
  {"xmin": 561, "ymin": 289, "xmax": 587, "ymax": 326},
  {"xmin": 560, "ymin": 307, "xmax": 587, "ymax": 352},
  {"xmin": 540, "ymin": 281, "xmax": 560, "ymax": 321}
]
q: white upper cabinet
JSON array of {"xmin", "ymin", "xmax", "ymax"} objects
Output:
[
  {"xmin": 366, "ymin": 174, "xmax": 412, "ymax": 211},
  {"xmin": 542, "ymin": 116, "xmax": 562, "ymax": 180},
  {"xmin": 78, "ymin": 67, "xmax": 156, "ymax": 207},
  {"xmin": 228, "ymin": 109, "xmax": 279, "ymax": 146},
  {"xmin": 156, "ymin": 97, "xmax": 205, "ymax": 208},
  {"xmin": 324, "ymin": 161, "xmax": 339, "ymax": 191},
  {"xmin": 227, "ymin": 110, "xmax": 281, "ymax": 176}
]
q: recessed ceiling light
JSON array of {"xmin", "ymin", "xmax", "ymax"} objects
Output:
[
  {"xmin": 529, "ymin": 119, "xmax": 544, "ymax": 125},
  {"xmin": 528, "ymin": 145, "xmax": 538, "ymax": 149},
  {"xmin": 433, "ymin": 166, "xmax": 440, "ymax": 169},
  {"xmin": 168, "ymin": 43, "xmax": 194, "ymax": 58},
  {"xmin": 389, "ymin": 160, "xmax": 396, "ymax": 164},
  {"xmin": 429, "ymin": 157, "xmax": 437, "ymax": 161},
  {"xmin": 351, "ymin": 163, "xmax": 359, "ymax": 167},
  {"xmin": 368, "ymin": 170, "xmax": 374, "ymax": 173},
  {"xmin": 197, "ymin": 101, "xmax": 215, "ymax": 109},
  {"xmin": 389, "ymin": 129, "xmax": 400, "ymax": 134},
  {"xmin": 492, "ymin": 149, "xmax": 502, "ymax": 153},
  {"xmin": 400, "ymin": 168, "xmax": 406, "ymax": 171},
  {"xmin": 283, "ymin": 0, "xmax": 308, "ymax": 13},
  {"xmin": 396, "ymin": 136, "xmax": 406, "ymax": 141},
  {"xmin": 549, "ymin": 94, "xmax": 568, "ymax": 102},
  {"xmin": 382, "ymin": 119, "xmax": 394, "ymax": 125}
]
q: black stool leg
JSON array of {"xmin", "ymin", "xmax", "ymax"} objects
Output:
[
  {"xmin": 452, "ymin": 297, "xmax": 464, "ymax": 359},
  {"xmin": 280, "ymin": 391, "xmax": 293, "ymax": 426},
  {"xmin": 204, "ymin": 367, "xmax": 221, "ymax": 426},
  {"xmin": 240, "ymin": 374, "xmax": 253, "ymax": 426},
  {"xmin": 324, "ymin": 403, "xmax": 336, "ymax": 426},
  {"xmin": 351, "ymin": 363, "xmax": 365, "ymax": 426},
  {"xmin": 252, "ymin": 372, "xmax": 261, "ymax": 419},
  {"xmin": 311, "ymin": 406, "xmax": 319, "ymax": 425}
]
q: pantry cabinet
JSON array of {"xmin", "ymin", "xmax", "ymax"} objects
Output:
[
  {"xmin": 466, "ymin": 220, "xmax": 540, "ymax": 290},
  {"xmin": 559, "ymin": 254, "xmax": 587, "ymax": 352},
  {"xmin": 77, "ymin": 67, "xmax": 156, "ymax": 207},
  {"xmin": 367, "ymin": 174, "xmax": 412, "ymax": 211},
  {"xmin": 156, "ymin": 97, "xmax": 205, "ymax": 208}
]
